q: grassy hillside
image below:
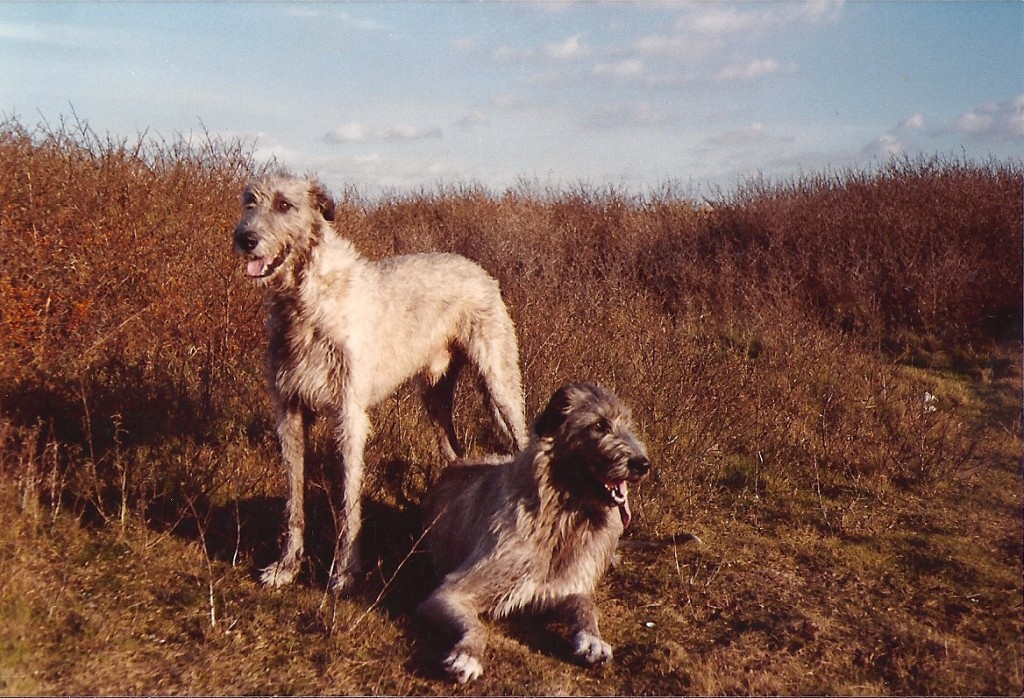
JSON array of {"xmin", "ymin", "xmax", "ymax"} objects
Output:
[{"xmin": 0, "ymin": 115, "xmax": 1021, "ymax": 695}]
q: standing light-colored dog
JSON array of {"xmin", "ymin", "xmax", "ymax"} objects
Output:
[
  {"xmin": 232, "ymin": 173, "xmax": 529, "ymax": 593},
  {"xmin": 417, "ymin": 383, "xmax": 651, "ymax": 684}
]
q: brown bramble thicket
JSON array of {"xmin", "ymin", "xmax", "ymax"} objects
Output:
[{"xmin": 0, "ymin": 112, "xmax": 1020, "ymax": 535}]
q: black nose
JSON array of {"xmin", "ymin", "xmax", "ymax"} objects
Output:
[
  {"xmin": 629, "ymin": 456, "xmax": 650, "ymax": 475},
  {"xmin": 235, "ymin": 229, "xmax": 259, "ymax": 253}
]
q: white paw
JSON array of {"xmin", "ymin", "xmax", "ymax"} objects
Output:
[
  {"xmin": 443, "ymin": 651, "xmax": 483, "ymax": 683},
  {"xmin": 573, "ymin": 630, "xmax": 613, "ymax": 665},
  {"xmin": 260, "ymin": 560, "xmax": 298, "ymax": 587}
]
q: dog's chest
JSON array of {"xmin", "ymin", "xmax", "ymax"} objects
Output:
[
  {"xmin": 545, "ymin": 525, "xmax": 615, "ymax": 588},
  {"xmin": 268, "ymin": 301, "xmax": 345, "ymax": 408},
  {"xmin": 498, "ymin": 522, "xmax": 617, "ymax": 615}
]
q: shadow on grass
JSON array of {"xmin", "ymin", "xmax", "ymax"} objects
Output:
[
  {"xmin": 159, "ymin": 483, "xmax": 431, "ymax": 599},
  {"xmin": 139, "ymin": 452, "xmax": 597, "ymax": 683},
  {"xmin": 154, "ymin": 493, "xmax": 288, "ymax": 574}
]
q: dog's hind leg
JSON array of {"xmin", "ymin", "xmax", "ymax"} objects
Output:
[
  {"xmin": 417, "ymin": 587, "xmax": 488, "ymax": 683},
  {"xmin": 422, "ymin": 351, "xmax": 466, "ymax": 462},
  {"xmin": 555, "ymin": 593, "xmax": 613, "ymax": 665}
]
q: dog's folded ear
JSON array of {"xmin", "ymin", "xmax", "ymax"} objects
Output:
[
  {"xmin": 533, "ymin": 384, "xmax": 576, "ymax": 437},
  {"xmin": 309, "ymin": 182, "xmax": 336, "ymax": 222}
]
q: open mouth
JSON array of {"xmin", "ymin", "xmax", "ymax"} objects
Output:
[
  {"xmin": 600, "ymin": 478, "xmax": 632, "ymax": 528},
  {"xmin": 244, "ymin": 245, "xmax": 290, "ymax": 279}
]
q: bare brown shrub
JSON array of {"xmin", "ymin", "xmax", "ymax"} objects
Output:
[
  {"xmin": 638, "ymin": 156, "xmax": 1022, "ymax": 350},
  {"xmin": 0, "ymin": 114, "xmax": 269, "ymax": 521}
]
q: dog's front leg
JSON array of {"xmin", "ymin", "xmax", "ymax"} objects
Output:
[
  {"xmin": 261, "ymin": 403, "xmax": 306, "ymax": 587},
  {"xmin": 417, "ymin": 588, "xmax": 488, "ymax": 683},
  {"xmin": 556, "ymin": 593, "xmax": 613, "ymax": 665},
  {"xmin": 328, "ymin": 403, "xmax": 370, "ymax": 594}
]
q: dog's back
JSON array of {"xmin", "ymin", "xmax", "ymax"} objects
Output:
[{"xmin": 423, "ymin": 457, "xmax": 510, "ymax": 579}]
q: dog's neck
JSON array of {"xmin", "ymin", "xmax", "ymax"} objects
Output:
[
  {"xmin": 257, "ymin": 221, "xmax": 359, "ymax": 296},
  {"xmin": 529, "ymin": 443, "xmax": 618, "ymax": 533}
]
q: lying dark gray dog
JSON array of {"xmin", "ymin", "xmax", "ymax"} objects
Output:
[{"xmin": 417, "ymin": 383, "xmax": 651, "ymax": 683}]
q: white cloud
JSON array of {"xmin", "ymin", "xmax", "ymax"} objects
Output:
[
  {"xmin": 954, "ymin": 95, "xmax": 1024, "ymax": 141},
  {"xmin": 690, "ymin": 7, "xmax": 762, "ymax": 37},
  {"xmin": 862, "ymin": 133, "xmax": 905, "ymax": 159},
  {"xmin": 492, "ymin": 33, "xmax": 587, "ymax": 64},
  {"xmin": 861, "ymin": 112, "xmax": 927, "ymax": 160},
  {"xmin": 867, "ymin": 96, "xmax": 1023, "ymax": 160},
  {"xmin": 593, "ymin": 58, "xmax": 645, "ymax": 79},
  {"xmin": 716, "ymin": 57, "xmax": 793, "ymax": 82},
  {"xmin": 324, "ymin": 121, "xmax": 443, "ymax": 144},
  {"xmin": 0, "ymin": 21, "xmax": 49, "ymax": 42},
  {"xmin": 957, "ymin": 111, "xmax": 994, "ymax": 136},
  {"xmin": 320, "ymin": 153, "xmax": 467, "ymax": 194},
  {"xmin": 632, "ymin": 35, "xmax": 672, "ymax": 55},
  {"xmin": 0, "ymin": 20, "xmax": 101, "ymax": 48},
  {"xmin": 636, "ymin": 1, "xmax": 844, "ymax": 63},
  {"xmin": 491, "ymin": 44, "xmax": 534, "ymax": 62},
  {"xmin": 278, "ymin": 7, "xmax": 391, "ymax": 32},
  {"xmin": 451, "ymin": 36, "xmax": 478, "ymax": 52},
  {"xmin": 586, "ymin": 101, "xmax": 670, "ymax": 130},
  {"xmin": 334, "ymin": 10, "xmax": 392, "ymax": 33},
  {"xmin": 214, "ymin": 130, "xmax": 300, "ymax": 166},
  {"xmin": 544, "ymin": 33, "xmax": 586, "ymax": 60},
  {"xmin": 454, "ymin": 110, "xmax": 489, "ymax": 131},
  {"xmin": 801, "ymin": 0, "xmax": 846, "ymax": 24},
  {"xmin": 491, "ymin": 93, "xmax": 534, "ymax": 112},
  {"xmin": 898, "ymin": 113, "xmax": 925, "ymax": 130},
  {"xmin": 632, "ymin": 33, "xmax": 708, "ymax": 62},
  {"xmin": 686, "ymin": 0, "xmax": 844, "ymax": 38},
  {"xmin": 706, "ymin": 122, "xmax": 771, "ymax": 147},
  {"xmin": 281, "ymin": 6, "xmax": 323, "ymax": 19},
  {"xmin": 523, "ymin": 68, "xmax": 579, "ymax": 86},
  {"xmin": 326, "ymin": 122, "xmax": 369, "ymax": 143},
  {"xmin": 389, "ymin": 123, "xmax": 436, "ymax": 140}
]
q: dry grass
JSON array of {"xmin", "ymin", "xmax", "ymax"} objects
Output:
[{"xmin": 0, "ymin": 114, "xmax": 1021, "ymax": 695}]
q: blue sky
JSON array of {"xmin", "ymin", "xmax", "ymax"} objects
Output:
[{"xmin": 2, "ymin": 1, "xmax": 1021, "ymax": 197}]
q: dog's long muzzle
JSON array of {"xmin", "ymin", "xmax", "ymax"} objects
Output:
[
  {"xmin": 627, "ymin": 455, "xmax": 650, "ymax": 477},
  {"xmin": 234, "ymin": 227, "xmax": 290, "ymax": 279},
  {"xmin": 234, "ymin": 228, "xmax": 259, "ymax": 254}
]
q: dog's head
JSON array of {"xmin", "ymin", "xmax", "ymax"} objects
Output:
[
  {"xmin": 534, "ymin": 383, "xmax": 651, "ymax": 527},
  {"xmin": 232, "ymin": 174, "xmax": 335, "ymax": 286}
]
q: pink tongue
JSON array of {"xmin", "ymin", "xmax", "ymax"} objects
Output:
[
  {"xmin": 246, "ymin": 258, "xmax": 267, "ymax": 277},
  {"xmin": 617, "ymin": 482, "xmax": 631, "ymax": 528}
]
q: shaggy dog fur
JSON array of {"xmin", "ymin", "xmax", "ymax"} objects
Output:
[
  {"xmin": 417, "ymin": 383, "xmax": 651, "ymax": 683},
  {"xmin": 232, "ymin": 173, "xmax": 528, "ymax": 592}
]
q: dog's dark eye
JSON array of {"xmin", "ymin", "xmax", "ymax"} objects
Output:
[
  {"xmin": 273, "ymin": 196, "xmax": 293, "ymax": 214},
  {"xmin": 242, "ymin": 192, "xmax": 257, "ymax": 208},
  {"xmin": 593, "ymin": 418, "xmax": 611, "ymax": 434}
]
